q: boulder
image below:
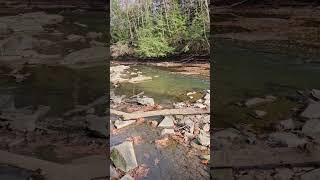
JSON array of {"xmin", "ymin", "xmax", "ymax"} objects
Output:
[
  {"xmin": 158, "ymin": 116, "xmax": 174, "ymax": 128},
  {"xmin": 268, "ymin": 132, "xmax": 307, "ymax": 148},
  {"xmin": 86, "ymin": 114, "xmax": 107, "ymax": 137},
  {"xmin": 301, "ymin": 103, "xmax": 320, "ymax": 119},
  {"xmin": 114, "ymin": 120, "xmax": 135, "ymax": 129},
  {"xmin": 110, "ymin": 141, "xmax": 138, "ymax": 172}
]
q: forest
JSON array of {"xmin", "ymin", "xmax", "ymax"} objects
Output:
[{"xmin": 111, "ymin": 0, "xmax": 210, "ymax": 58}]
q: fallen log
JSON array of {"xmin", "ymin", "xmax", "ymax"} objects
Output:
[{"xmin": 110, "ymin": 108, "xmax": 210, "ymax": 120}]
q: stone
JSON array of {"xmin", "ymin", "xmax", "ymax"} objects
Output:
[
  {"xmin": 274, "ymin": 168, "xmax": 294, "ymax": 180},
  {"xmin": 86, "ymin": 32, "xmax": 103, "ymax": 39},
  {"xmin": 302, "ymin": 119, "xmax": 320, "ymax": 137},
  {"xmin": 120, "ymin": 174, "xmax": 134, "ymax": 180},
  {"xmin": 161, "ymin": 129, "xmax": 175, "ymax": 136},
  {"xmin": 90, "ymin": 40, "xmax": 105, "ymax": 47},
  {"xmin": 213, "ymin": 168, "xmax": 234, "ymax": 180},
  {"xmin": 86, "ymin": 114, "xmax": 107, "ymax": 137},
  {"xmin": 173, "ymin": 102, "xmax": 186, "ymax": 109},
  {"xmin": 137, "ymin": 97, "xmax": 154, "ymax": 106},
  {"xmin": 181, "ymin": 117, "xmax": 194, "ymax": 133},
  {"xmin": 158, "ymin": 116, "xmax": 174, "ymax": 128},
  {"xmin": 111, "ymin": 141, "xmax": 138, "ymax": 172},
  {"xmin": 110, "ymin": 166, "xmax": 118, "ymax": 178},
  {"xmin": 197, "ymin": 130, "xmax": 210, "ymax": 146},
  {"xmin": 311, "ymin": 89, "xmax": 320, "ymax": 100},
  {"xmin": 194, "ymin": 103, "xmax": 207, "ymax": 109},
  {"xmin": 66, "ymin": 34, "xmax": 85, "ymax": 42},
  {"xmin": 62, "ymin": 47, "xmax": 107, "ymax": 65},
  {"xmin": 253, "ymin": 110, "xmax": 267, "ymax": 118},
  {"xmin": 0, "ymin": 94, "xmax": 15, "ymax": 110},
  {"xmin": 301, "ymin": 168, "xmax": 320, "ymax": 180},
  {"xmin": 114, "ymin": 120, "xmax": 135, "ymax": 129},
  {"xmin": 202, "ymin": 123, "xmax": 210, "ymax": 132},
  {"xmin": 277, "ymin": 119, "xmax": 295, "ymax": 131},
  {"xmin": 0, "ymin": 23, "xmax": 9, "ymax": 35},
  {"xmin": 128, "ymin": 75, "xmax": 152, "ymax": 83},
  {"xmin": 244, "ymin": 96, "xmax": 276, "ymax": 107},
  {"xmin": 268, "ymin": 132, "xmax": 307, "ymax": 148},
  {"xmin": 190, "ymin": 140, "xmax": 207, "ymax": 150},
  {"xmin": 301, "ymin": 103, "xmax": 320, "ymax": 119},
  {"xmin": 215, "ymin": 128, "xmax": 241, "ymax": 141}
]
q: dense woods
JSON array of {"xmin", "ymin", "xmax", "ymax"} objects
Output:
[{"xmin": 111, "ymin": 0, "xmax": 209, "ymax": 58}]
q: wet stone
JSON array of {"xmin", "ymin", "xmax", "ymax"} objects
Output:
[{"xmin": 111, "ymin": 141, "xmax": 138, "ymax": 172}]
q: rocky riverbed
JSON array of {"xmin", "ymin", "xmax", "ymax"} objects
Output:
[{"xmin": 110, "ymin": 64, "xmax": 210, "ymax": 179}]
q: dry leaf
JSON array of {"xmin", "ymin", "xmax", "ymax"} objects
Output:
[{"xmin": 155, "ymin": 137, "xmax": 169, "ymax": 148}]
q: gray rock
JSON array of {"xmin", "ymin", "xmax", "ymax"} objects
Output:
[
  {"xmin": 180, "ymin": 116, "xmax": 195, "ymax": 133},
  {"xmin": 86, "ymin": 114, "xmax": 107, "ymax": 137},
  {"xmin": 0, "ymin": 94, "xmax": 15, "ymax": 110},
  {"xmin": 120, "ymin": 174, "xmax": 134, "ymax": 180},
  {"xmin": 268, "ymin": 132, "xmax": 307, "ymax": 148},
  {"xmin": 111, "ymin": 141, "xmax": 138, "ymax": 172},
  {"xmin": 245, "ymin": 96, "xmax": 276, "ymax": 107},
  {"xmin": 110, "ymin": 166, "xmax": 118, "ymax": 178},
  {"xmin": 158, "ymin": 116, "xmax": 174, "ymax": 128},
  {"xmin": 215, "ymin": 128, "xmax": 242, "ymax": 141},
  {"xmin": 311, "ymin": 89, "xmax": 320, "ymax": 100},
  {"xmin": 301, "ymin": 168, "xmax": 320, "ymax": 180},
  {"xmin": 302, "ymin": 119, "xmax": 320, "ymax": 137},
  {"xmin": 62, "ymin": 47, "xmax": 107, "ymax": 65},
  {"xmin": 137, "ymin": 97, "xmax": 154, "ymax": 106},
  {"xmin": 114, "ymin": 120, "xmax": 135, "ymax": 129},
  {"xmin": 197, "ymin": 130, "xmax": 210, "ymax": 146},
  {"xmin": 301, "ymin": 103, "xmax": 320, "ymax": 119},
  {"xmin": 253, "ymin": 110, "xmax": 267, "ymax": 118},
  {"xmin": 277, "ymin": 119, "xmax": 295, "ymax": 131},
  {"xmin": 161, "ymin": 129, "xmax": 175, "ymax": 136},
  {"xmin": 86, "ymin": 32, "xmax": 103, "ymax": 39},
  {"xmin": 66, "ymin": 34, "xmax": 85, "ymax": 42},
  {"xmin": 274, "ymin": 168, "xmax": 294, "ymax": 180},
  {"xmin": 89, "ymin": 40, "xmax": 105, "ymax": 47}
]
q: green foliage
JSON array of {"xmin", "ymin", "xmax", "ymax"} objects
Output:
[{"xmin": 111, "ymin": 0, "xmax": 209, "ymax": 58}]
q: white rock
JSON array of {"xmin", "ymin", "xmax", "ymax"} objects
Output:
[
  {"xmin": 158, "ymin": 116, "xmax": 175, "ymax": 128},
  {"xmin": 197, "ymin": 130, "xmax": 210, "ymax": 146}
]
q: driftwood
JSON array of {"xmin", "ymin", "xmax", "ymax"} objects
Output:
[{"xmin": 111, "ymin": 108, "xmax": 210, "ymax": 120}]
